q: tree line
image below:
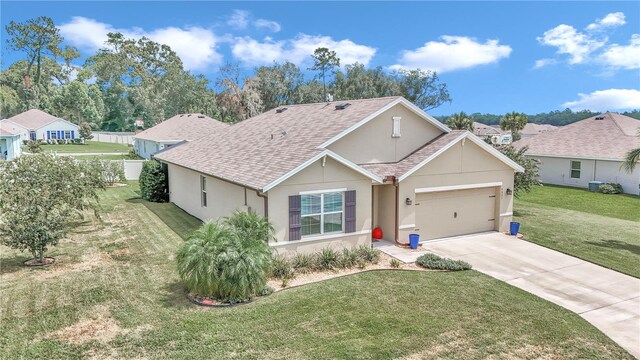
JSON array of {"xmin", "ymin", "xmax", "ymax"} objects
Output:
[{"xmin": 2, "ymin": 16, "xmax": 451, "ymax": 131}]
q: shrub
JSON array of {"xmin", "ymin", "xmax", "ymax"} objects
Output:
[
  {"xmin": 355, "ymin": 245, "xmax": 380, "ymax": 264},
  {"xmin": 390, "ymin": 258, "xmax": 401, "ymax": 268},
  {"xmin": 270, "ymin": 254, "xmax": 294, "ymax": 280},
  {"xmin": 79, "ymin": 122, "xmax": 93, "ymax": 140},
  {"xmin": 224, "ymin": 210, "xmax": 275, "ymax": 243},
  {"xmin": 25, "ymin": 140, "xmax": 43, "ymax": 153},
  {"xmin": 258, "ymin": 285, "xmax": 274, "ymax": 297},
  {"xmin": 291, "ymin": 253, "xmax": 315, "ymax": 274},
  {"xmin": 599, "ymin": 183, "xmax": 623, "ymax": 194},
  {"xmin": 73, "ymin": 138, "xmax": 83, "ymax": 145},
  {"xmin": 416, "ymin": 253, "xmax": 472, "ymax": 271},
  {"xmin": 338, "ymin": 248, "xmax": 358, "ymax": 269},
  {"xmin": 176, "ymin": 221, "xmax": 272, "ymax": 301},
  {"xmin": 316, "ymin": 248, "xmax": 339, "ymax": 270},
  {"xmin": 139, "ymin": 160, "xmax": 167, "ymax": 202},
  {"xmin": 126, "ymin": 148, "xmax": 140, "ymax": 159}
]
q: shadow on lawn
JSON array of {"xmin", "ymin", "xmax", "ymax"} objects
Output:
[
  {"xmin": 584, "ymin": 239, "xmax": 640, "ymax": 255},
  {"xmin": 0, "ymin": 254, "xmax": 30, "ymax": 275},
  {"xmin": 126, "ymin": 197, "xmax": 201, "ymax": 240},
  {"xmin": 162, "ymin": 281, "xmax": 192, "ymax": 309}
]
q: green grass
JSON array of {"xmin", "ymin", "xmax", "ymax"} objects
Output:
[
  {"xmin": 517, "ymin": 184, "xmax": 640, "ymax": 222},
  {"xmin": 0, "ymin": 183, "xmax": 632, "ymax": 359},
  {"xmin": 73, "ymin": 154, "xmax": 142, "ymax": 160},
  {"xmin": 41, "ymin": 140, "xmax": 130, "ymax": 154},
  {"xmin": 515, "ymin": 186, "xmax": 640, "ymax": 277}
]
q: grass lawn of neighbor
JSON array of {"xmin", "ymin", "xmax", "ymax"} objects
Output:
[
  {"xmin": 41, "ymin": 140, "xmax": 131, "ymax": 154},
  {"xmin": 73, "ymin": 154, "xmax": 143, "ymax": 161},
  {"xmin": 515, "ymin": 185, "xmax": 640, "ymax": 278},
  {"xmin": 0, "ymin": 183, "xmax": 632, "ymax": 359}
]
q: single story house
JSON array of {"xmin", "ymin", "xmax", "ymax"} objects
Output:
[
  {"xmin": 472, "ymin": 122, "xmax": 512, "ymax": 145},
  {"xmin": 0, "ymin": 123, "xmax": 22, "ymax": 160},
  {"xmin": 0, "ymin": 109, "xmax": 80, "ymax": 143},
  {"xmin": 514, "ymin": 112, "xmax": 640, "ymax": 195},
  {"xmin": 154, "ymin": 97, "xmax": 523, "ymax": 254},
  {"xmin": 520, "ymin": 123, "xmax": 557, "ymax": 139},
  {"xmin": 133, "ymin": 113, "xmax": 228, "ymax": 159}
]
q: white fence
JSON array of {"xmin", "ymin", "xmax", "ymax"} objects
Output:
[
  {"xmin": 92, "ymin": 132, "xmax": 136, "ymax": 145},
  {"xmin": 120, "ymin": 160, "xmax": 144, "ymax": 180}
]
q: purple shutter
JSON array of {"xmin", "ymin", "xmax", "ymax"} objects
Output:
[
  {"xmin": 345, "ymin": 190, "xmax": 356, "ymax": 233},
  {"xmin": 289, "ymin": 195, "xmax": 301, "ymax": 241}
]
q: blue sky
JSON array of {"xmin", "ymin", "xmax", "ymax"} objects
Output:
[{"xmin": 2, "ymin": 1, "xmax": 639, "ymax": 115}]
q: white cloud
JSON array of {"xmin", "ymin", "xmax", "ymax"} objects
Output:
[
  {"xmin": 601, "ymin": 34, "xmax": 640, "ymax": 69},
  {"xmin": 58, "ymin": 16, "xmax": 222, "ymax": 71},
  {"xmin": 227, "ymin": 10, "xmax": 250, "ymax": 29},
  {"xmin": 533, "ymin": 58, "xmax": 557, "ymax": 69},
  {"xmin": 562, "ymin": 89, "xmax": 640, "ymax": 111},
  {"xmin": 254, "ymin": 19, "xmax": 281, "ymax": 32},
  {"xmin": 389, "ymin": 36, "xmax": 511, "ymax": 72},
  {"xmin": 537, "ymin": 24, "xmax": 605, "ymax": 64},
  {"xmin": 231, "ymin": 34, "xmax": 376, "ymax": 66},
  {"xmin": 586, "ymin": 12, "xmax": 626, "ymax": 31}
]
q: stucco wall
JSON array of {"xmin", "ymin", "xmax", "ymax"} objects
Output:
[
  {"xmin": 136, "ymin": 139, "xmax": 182, "ymax": 160},
  {"xmin": 372, "ymin": 184, "xmax": 396, "ymax": 241},
  {"xmin": 328, "ymin": 103, "xmax": 443, "ymax": 164},
  {"xmin": 398, "ymin": 140, "xmax": 516, "ymax": 242},
  {"xmin": 167, "ymin": 163, "xmax": 264, "ymax": 222},
  {"xmin": 0, "ymin": 135, "xmax": 22, "ymax": 160},
  {"xmin": 532, "ymin": 156, "xmax": 640, "ymax": 195},
  {"xmin": 267, "ymin": 156, "xmax": 373, "ymax": 251}
]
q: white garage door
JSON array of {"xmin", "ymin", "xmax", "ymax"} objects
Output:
[{"xmin": 415, "ymin": 187, "xmax": 497, "ymax": 241}]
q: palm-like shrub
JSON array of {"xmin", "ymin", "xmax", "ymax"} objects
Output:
[{"xmin": 176, "ymin": 213, "xmax": 274, "ymax": 302}]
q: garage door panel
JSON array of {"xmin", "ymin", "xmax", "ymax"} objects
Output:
[{"xmin": 416, "ymin": 187, "xmax": 497, "ymax": 240}]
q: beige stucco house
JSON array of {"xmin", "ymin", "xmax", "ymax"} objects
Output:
[
  {"xmin": 134, "ymin": 113, "xmax": 228, "ymax": 159},
  {"xmin": 155, "ymin": 97, "xmax": 523, "ymax": 254}
]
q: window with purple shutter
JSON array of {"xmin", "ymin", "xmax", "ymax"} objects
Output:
[
  {"xmin": 345, "ymin": 190, "xmax": 356, "ymax": 233},
  {"xmin": 289, "ymin": 195, "xmax": 301, "ymax": 241}
]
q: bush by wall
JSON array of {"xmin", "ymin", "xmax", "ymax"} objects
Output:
[
  {"xmin": 139, "ymin": 160, "xmax": 167, "ymax": 202},
  {"xmin": 599, "ymin": 183, "xmax": 623, "ymax": 194}
]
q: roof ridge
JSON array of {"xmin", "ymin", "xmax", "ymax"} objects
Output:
[{"xmin": 268, "ymin": 96, "xmax": 401, "ymax": 109}]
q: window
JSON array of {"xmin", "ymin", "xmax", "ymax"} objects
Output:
[
  {"xmin": 30, "ymin": 131, "xmax": 36, "ymax": 141},
  {"xmin": 50, "ymin": 131, "xmax": 57, "ymax": 140},
  {"xmin": 570, "ymin": 161, "xmax": 581, "ymax": 179},
  {"xmin": 200, "ymin": 176, "xmax": 207, "ymax": 207},
  {"xmin": 301, "ymin": 192, "xmax": 343, "ymax": 236},
  {"xmin": 392, "ymin": 116, "xmax": 401, "ymax": 138},
  {"xmin": 143, "ymin": 141, "xmax": 147, "ymax": 153},
  {"xmin": 64, "ymin": 130, "xmax": 72, "ymax": 139}
]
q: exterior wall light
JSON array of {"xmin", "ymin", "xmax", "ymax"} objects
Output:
[
  {"xmin": 405, "ymin": 197, "xmax": 412, "ymax": 205},
  {"xmin": 506, "ymin": 188, "xmax": 513, "ymax": 196}
]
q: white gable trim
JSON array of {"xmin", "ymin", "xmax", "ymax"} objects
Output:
[
  {"xmin": 397, "ymin": 131, "xmax": 524, "ymax": 182},
  {"xmin": 262, "ymin": 149, "xmax": 383, "ymax": 193},
  {"xmin": 317, "ymin": 97, "xmax": 451, "ymax": 149}
]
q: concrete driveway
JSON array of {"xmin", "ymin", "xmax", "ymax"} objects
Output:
[{"xmin": 423, "ymin": 232, "xmax": 640, "ymax": 358}]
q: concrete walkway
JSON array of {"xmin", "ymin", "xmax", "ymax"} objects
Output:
[{"xmin": 375, "ymin": 232, "xmax": 640, "ymax": 358}]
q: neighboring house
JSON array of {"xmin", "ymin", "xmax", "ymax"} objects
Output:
[
  {"xmin": 473, "ymin": 122, "xmax": 512, "ymax": 145},
  {"xmin": 133, "ymin": 113, "xmax": 228, "ymax": 159},
  {"xmin": 0, "ymin": 123, "xmax": 22, "ymax": 160},
  {"xmin": 0, "ymin": 109, "xmax": 80, "ymax": 143},
  {"xmin": 520, "ymin": 123, "xmax": 557, "ymax": 139},
  {"xmin": 514, "ymin": 112, "xmax": 640, "ymax": 195},
  {"xmin": 155, "ymin": 97, "xmax": 523, "ymax": 254}
]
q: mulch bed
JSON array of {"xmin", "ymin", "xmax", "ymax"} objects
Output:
[
  {"xmin": 186, "ymin": 293, "xmax": 253, "ymax": 308},
  {"xmin": 23, "ymin": 257, "xmax": 56, "ymax": 267}
]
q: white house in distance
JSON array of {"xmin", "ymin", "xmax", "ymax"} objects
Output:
[
  {"xmin": 134, "ymin": 113, "xmax": 228, "ymax": 159},
  {"xmin": 0, "ymin": 122, "xmax": 22, "ymax": 160},
  {"xmin": 0, "ymin": 109, "xmax": 80, "ymax": 143},
  {"xmin": 472, "ymin": 122, "xmax": 512, "ymax": 145},
  {"xmin": 515, "ymin": 112, "xmax": 640, "ymax": 195}
]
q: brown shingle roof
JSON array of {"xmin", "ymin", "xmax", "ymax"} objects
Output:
[
  {"xmin": 154, "ymin": 97, "xmax": 401, "ymax": 189},
  {"xmin": 514, "ymin": 112, "xmax": 640, "ymax": 160},
  {"xmin": 134, "ymin": 113, "xmax": 228, "ymax": 142},
  {"xmin": 520, "ymin": 123, "xmax": 557, "ymax": 136},
  {"xmin": 473, "ymin": 122, "xmax": 503, "ymax": 136},
  {"xmin": 5, "ymin": 109, "xmax": 65, "ymax": 130},
  {"xmin": 360, "ymin": 131, "xmax": 466, "ymax": 178}
]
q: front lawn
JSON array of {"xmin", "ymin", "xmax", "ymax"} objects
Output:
[
  {"xmin": 515, "ymin": 185, "xmax": 640, "ymax": 277},
  {"xmin": 40, "ymin": 140, "xmax": 130, "ymax": 154},
  {"xmin": 0, "ymin": 184, "xmax": 632, "ymax": 359}
]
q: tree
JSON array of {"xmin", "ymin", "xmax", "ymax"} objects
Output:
[
  {"xmin": 79, "ymin": 122, "xmax": 94, "ymax": 140},
  {"xmin": 392, "ymin": 69, "xmax": 451, "ymax": 111},
  {"xmin": 500, "ymin": 112, "xmax": 528, "ymax": 141},
  {"xmin": 216, "ymin": 63, "xmax": 263, "ymax": 122},
  {"xmin": 623, "ymin": 130, "xmax": 640, "ymax": 173},
  {"xmin": 498, "ymin": 145, "xmax": 540, "ymax": 197},
  {"xmin": 5, "ymin": 16, "xmax": 62, "ymax": 107},
  {"xmin": 0, "ymin": 154, "xmax": 105, "ymax": 264},
  {"xmin": 446, "ymin": 111, "xmax": 474, "ymax": 131},
  {"xmin": 254, "ymin": 61, "xmax": 305, "ymax": 110},
  {"xmin": 139, "ymin": 160, "xmax": 167, "ymax": 202},
  {"xmin": 309, "ymin": 47, "xmax": 340, "ymax": 101}
]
